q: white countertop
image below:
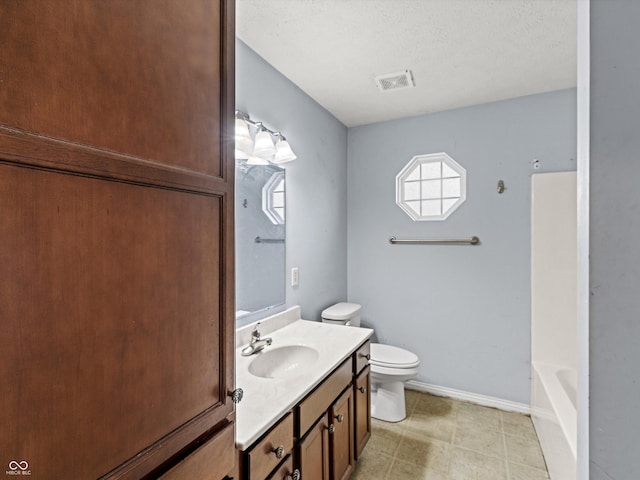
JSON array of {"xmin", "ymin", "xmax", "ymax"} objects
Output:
[{"xmin": 235, "ymin": 318, "xmax": 373, "ymax": 449}]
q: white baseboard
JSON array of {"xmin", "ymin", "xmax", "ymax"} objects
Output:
[{"xmin": 405, "ymin": 380, "xmax": 530, "ymax": 415}]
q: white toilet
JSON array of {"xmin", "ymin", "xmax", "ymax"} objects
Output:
[{"xmin": 321, "ymin": 302, "xmax": 420, "ymax": 422}]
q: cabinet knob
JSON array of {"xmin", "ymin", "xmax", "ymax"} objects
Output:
[
  {"xmin": 286, "ymin": 469, "xmax": 301, "ymax": 480},
  {"xmin": 229, "ymin": 388, "xmax": 243, "ymax": 404},
  {"xmin": 335, "ymin": 413, "xmax": 344, "ymax": 423},
  {"xmin": 328, "ymin": 424, "xmax": 335, "ymax": 434},
  {"xmin": 358, "ymin": 386, "xmax": 367, "ymax": 393},
  {"xmin": 272, "ymin": 445, "xmax": 285, "ymax": 459},
  {"xmin": 359, "ymin": 353, "xmax": 371, "ymax": 360}
]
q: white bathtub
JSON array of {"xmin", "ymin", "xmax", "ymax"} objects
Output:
[{"xmin": 531, "ymin": 362, "xmax": 577, "ymax": 480}]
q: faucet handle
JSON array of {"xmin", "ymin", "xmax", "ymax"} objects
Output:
[{"xmin": 252, "ymin": 322, "xmax": 261, "ymax": 338}]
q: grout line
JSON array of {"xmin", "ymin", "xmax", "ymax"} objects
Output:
[
  {"xmin": 446, "ymin": 399, "xmax": 460, "ymax": 478},
  {"xmin": 382, "ymin": 455, "xmax": 394, "ymax": 480},
  {"xmin": 501, "ymin": 412, "xmax": 511, "ymax": 480}
]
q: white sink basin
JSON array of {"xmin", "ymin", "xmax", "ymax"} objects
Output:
[{"xmin": 248, "ymin": 345, "xmax": 319, "ymax": 379}]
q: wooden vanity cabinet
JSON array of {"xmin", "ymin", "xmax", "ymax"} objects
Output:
[
  {"xmin": 246, "ymin": 413, "xmax": 295, "ymax": 480},
  {"xmin": 354, "ymin": 341, "xmax": 371, "ymax": 374},
  {"xmin": 239, "ymin": 340, "xmax": 371, "ymax": 480},
  {"xmin": 298, "ymin": 414, "xmax": 330, "ymax": 480},
  {"xmin": 329, "ymin": 387, "xmax": 355, "ymax": 480},
  {"xmin": 266, "ymin": 455, "xmax": 297, "ymax": 480},
  {"xmin": 354, "ymin": 366, "xmax": 372, "ymax": 459}
]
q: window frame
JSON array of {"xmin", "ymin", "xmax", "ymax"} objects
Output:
[
  {"xmin": 262, "ymin": 170, "xmax": 285, "ymax": 225},
  {"xmin": 395, "ymin": 152, "xmax": 467, "ymax": 221}
]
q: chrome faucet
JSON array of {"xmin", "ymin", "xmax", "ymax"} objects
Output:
[{"xmin": 241, "ymin": 322, "xmax": 272, "ymax": 356}]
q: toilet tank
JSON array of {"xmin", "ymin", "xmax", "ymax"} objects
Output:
[{"xmin": 321, "ymin": 302, "xmax": 362, "ymax": 327}]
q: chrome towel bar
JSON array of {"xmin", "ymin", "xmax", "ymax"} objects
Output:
[
  {"xmin": 389, "ymin": 236, "xmax": 480, "ymax": 245},
  {"xmin": 255, "ymin": 236, "xmax": 285, "ymax": 243}
]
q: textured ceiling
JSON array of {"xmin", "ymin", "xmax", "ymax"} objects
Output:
[{"xmin": 237, "ymin": 0, "xmax": 577, "ymax": 127}]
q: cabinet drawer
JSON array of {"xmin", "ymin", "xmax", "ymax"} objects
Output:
[
  {"xmin": 297, "ymin": 358, "xmax": 352, "ymax": 436},
  {"xmin": 354, "ymin": 341, "xmax": 370, "ymax": 374},
  {"xmin": 159, "ymin": 422, "xmax": 235, "ymax": 480},
  {"xmin": 247, "ymin": 412, "xmax": 294, "ymax": 480},
  {"xmin": 266, "ymin": 454, "xmax": 299, "ymax": 480}
]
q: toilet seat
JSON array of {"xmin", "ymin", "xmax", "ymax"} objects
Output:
[
  {"xmin": 369, "ymin": 343, "xmax": 420, "ymax": 369},
  {"xmin": 370, "ymin": 363, "xmax": 419, "ymax": 377}
]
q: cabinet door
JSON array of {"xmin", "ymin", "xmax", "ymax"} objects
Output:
[
  {"xmin": 298, "ymin": 413, "xmax": 330, "ymax": 480},
  {"xmin": 329, "ymin": 388, "xmax": 355, "ymax": 480},
  {"xmin": 267, "ymin": 455, "xmax": 300, "ymax": 480},
  {"xmin": 0, "ymin": 1, "xmax": 236, "ymax": 478},
  {"xmin": 354, "ymin": 366, "xmax": 371, "ymax": 459}
]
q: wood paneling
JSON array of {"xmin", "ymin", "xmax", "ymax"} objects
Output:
[
  {"xmin": 0, "ymin": 166, "xmax": 227, "ymax": 478},
  {"xmin": 0, "ymin": 0, "xmax": 236, "ymax": 477},
  {"xmin": 0, "ymin": 0, "xmax": 223, "ymax": 177}
]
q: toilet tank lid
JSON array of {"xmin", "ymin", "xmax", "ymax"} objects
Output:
[
  {"xmin": 370, "ymin": 343, "xmax": 419, "ymax": 367},
  {"xmin": 321, "ymin": 302, "xmax": 362, "ymax": 321}
]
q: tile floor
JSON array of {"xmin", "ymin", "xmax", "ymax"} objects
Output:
[{"xmin": 352, "ymin": 390, "xmax": 549, "ymax": 480}]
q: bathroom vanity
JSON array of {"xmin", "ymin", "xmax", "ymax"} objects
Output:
[{"xmin": 232, "ymin": 308, "xmax": 373, "ymax": 480}]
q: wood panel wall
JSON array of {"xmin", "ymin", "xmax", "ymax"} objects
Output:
[{"xmin": 0, "ymin": 1, "xmax": 236, "ymax": 478}]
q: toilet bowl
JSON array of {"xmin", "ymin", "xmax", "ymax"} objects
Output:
[{"xmin": 321, "ymin": 302, "xmax": 420, "ymax": 422}]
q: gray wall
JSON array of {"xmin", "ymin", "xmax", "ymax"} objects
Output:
[
  {"xmin": 236, "ymin": 40, "xmax": 349, "ymax": 323},
  {"xmin": 590, "ymin": 1, "xmax": 640, "ymax": 478},
  {"xmin": 347, "ymin": 90, "xmax": 576, "ymax": 403}
]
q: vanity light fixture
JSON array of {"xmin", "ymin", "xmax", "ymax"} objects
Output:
[
  {"xmin": 235, "ymin": 117, "xmax": 254, "ymax": 159},
  {"xmin": 234, "ymin": 110, "xmax": 297, "ymax": 164},
  {"xmin": 252, "ymin": 127, "xmax": 277, "ymax": 158},
  {"xmin": 273, "ymin": 134, "xmax": 297, "ymax": 164}
]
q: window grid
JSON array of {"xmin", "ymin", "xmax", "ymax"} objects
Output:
[
  {"xmin": 262, "ymin": 172, "xmax": 285, "ymax": 225},
  {"xmin": 395, "ymin": 153, "xmax": 466, "ymax": 221}
]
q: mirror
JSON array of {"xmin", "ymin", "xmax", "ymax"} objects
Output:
[{"xmin": 235, "ymin": 162, "xmax": 286, "ymax": 321}]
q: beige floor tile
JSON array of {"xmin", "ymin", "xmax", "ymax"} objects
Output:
[
  {"xmin": 369, "ymin": 391, "xmax": 550, "ymax": 479},
  {"xmin": 504, "ymin": 433, "xmax": 547, "ymax": 470},
  {"xmin": 405, "ymin": 410, "xmax": 456, "ymax": 443},
  {"xmin": 456, "ymin": 402, "xmax": 502, "ymax": 431},
  {"xmin": 454, "ymin": 421, "xmax": 505, "ymax": 457},
  {"xmin": 508, "ymin": 462, "xmax": 550, "ymax": 480},
  {"xmin": 367, "ymin": 419, "xmax": 405, "ymax": 456},
  {"xmin": 449, "ymin": 447, "xmax": 508, "ymax": 480},
  {"xmin": 350, "ymin": 449, "xmax": 393, "ymax": 480},
  {"xmin": 387, "ymin": 458, "xmax": 448, "ymax": 480},
  {"xmin": 413, "ymin": 393, "xmax": 457, "ymax": 418},
  {"xmin": 501, "ymin": 411, "xmax": 538, "ymax": 440},
  {"xmin": 395, "ymin": 430, "xmax": 451, "ymax": 473},
  {"xmin": 405, "ymin": 388, "xmax": 421, "ymax": 412}
]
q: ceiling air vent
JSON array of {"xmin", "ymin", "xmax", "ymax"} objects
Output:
[{"xmin": 374, "ymin": 70, "xmax": 415, "ymax": 92}]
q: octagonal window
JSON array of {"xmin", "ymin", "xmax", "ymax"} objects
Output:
[
  {"xmin": 396, "ymin": 153, "xmax": 466, "ymax": 221},
  {"xmin": 262, "ymin": 170, "xmax": 285, "ymax": 224}
]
